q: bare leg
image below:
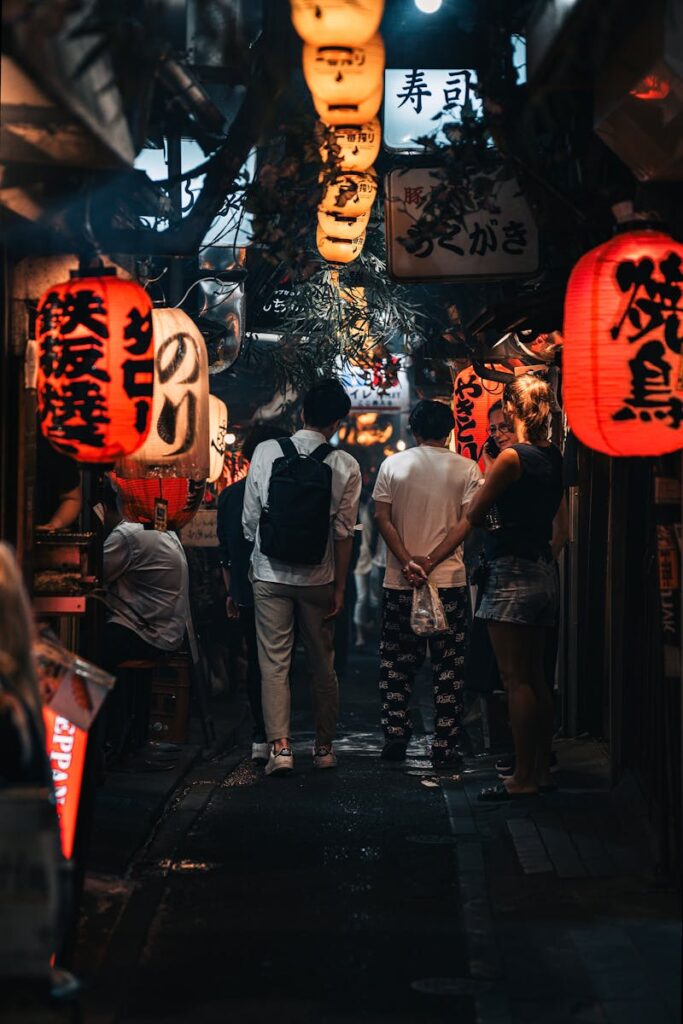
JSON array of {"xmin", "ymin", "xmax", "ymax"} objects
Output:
[{"xmin": 488, "ymin": 622, "xmax": 546, "ymax": 794}]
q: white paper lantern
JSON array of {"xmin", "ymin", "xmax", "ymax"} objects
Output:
[
  {"xmin": 117, "ymin": 307, "xmax": 209, "ymax": 481},
  {"xmin": 316, "ymin": 226, "xmax": 366, "ymax": 264},
  {"xmin": 313, "ymin": 82, "xmax": 383, "ymax": 125},
  {"xmin": 208, "ymin": 395, "xmax": 229, "ymax": 483},
  {"xmin": 303, "ymin": 34, "xmax": 385, "ymax": 105},
  {"xmin": 290, "ymin": 0, "xmax": 384, "ymax": 47},
  {"xmin": 319, "ymin": 119, "xmax": 381, "ymax": 171},
  {"xmin": 318, "ymin": 208, "xmax": 370, "ymax": 239}
]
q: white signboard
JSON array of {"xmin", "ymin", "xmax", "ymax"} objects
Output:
[
  {"xmin": 180, "ymin": 509, "xmax": 218, "ymax": 547},
  {"xmin": 340, "ymin": 364, "xmax": 410, "ymax": 412},
  {"xmin": 383, "ymin": 68, "xmax": 483, "ymax": 153},
  {"xmin": 385, "ymin": 168, "xmax": 539, "ymax": 282}
]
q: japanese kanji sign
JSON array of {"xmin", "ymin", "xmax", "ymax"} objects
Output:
[
  {"xmin": 383, "ymin": 68, "xmax": 483, "ymax": 152},
  {"xmin": 37, "ymin": 276, "xmax": 154, "ymax": 462},
  {"xmin": 453, "ymin": 365, "xmax": 504, "ymax": 464},
  {"xmin": 117, "ymin": 307, "xmax": 210, "ymax": 481},
  {"xmin": 340, "ymin": 363, "xmax": 409, "ymax": 411},
  {"xmin": 563, "ymin": 230, "xmax": 683, "ymax": 457},
  {"xmin": 385, "ymin": 168, "xmax": 539, "ymax": 282}
]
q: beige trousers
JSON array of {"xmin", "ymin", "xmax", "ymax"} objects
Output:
[{"xmin": 252, "ymin": 579, "xmax": 339, "ymax": 745}]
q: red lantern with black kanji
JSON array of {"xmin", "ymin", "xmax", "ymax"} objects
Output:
[
  {"xmin": 112, "ymin": 475, "xmax": 204, "ymax": 531},
  {"xmin": 452, "ymin": 366, "xmax": 505, "ymax": 463},
  {"xmin": 37, "ymin": 273, "xmax": 154, "ymax": 462},
  {"xmin": 563, "ymin": 229, "xmax": 683, "ymax": 456}
]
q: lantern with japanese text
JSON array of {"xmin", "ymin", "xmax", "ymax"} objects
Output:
[
  {"xmin": 453, "ymin": 365, "xmax": 505, "ymax": 462},
  {"xmin": 113, "ymin": 475, "xmax": 205, "ymax": 531},
  {"xmin": 290, "ymin": 0, "xmax": 383, "ymax": 47},
  {"xmin": 319, "ymin": 170, "xmax": 377, "ymax": 216},
  {"xmin": 36, "ymin": 273, "xmax": 154, "ymax": 462},
  {"xmin": 563, "ymin": 230, "xmax": 683, "ymax": 456},
  {"xmin": 303, "ymin": 34, "xmax": 385, "ymax": 105},
  {"xmin": 117, "ymin": 307, "xmax": 210, "ymax": 480},
  {"xmin": 318, "ymin": 208, "xmax": 370, "ymax": 239},
  {"xmin": 319, "ymin": 119, "xmax": 381, "ymax": 171},
  {"xmin": 317, "ymin": 226, "xmax": 366, "ymax": 264},
  {"xmin": 208, "ymin": 395, "xmax": 229, "ymax": 483},
  {"xmin": 314, "ymin": 82, "xmax": 383, "ymax": 125}
]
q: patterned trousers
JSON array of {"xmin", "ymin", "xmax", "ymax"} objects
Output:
[{"xmin": 379, "ymin": 587, "xmax": 468, "ymax": 755}]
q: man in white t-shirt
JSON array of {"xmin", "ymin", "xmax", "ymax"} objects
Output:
[{"xmin": 373, "ymin": 400, "xmax": 482, "ymax": 767}]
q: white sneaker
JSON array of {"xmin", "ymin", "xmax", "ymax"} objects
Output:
[
  {"xmin": 264, "ymin": 746, "xmax": 294, "ymax": 776},
  {"xmin": 312, "ymin": 744, "xmax": 338, "ymax": 769},
  {"xmin": 251, "ymin": 741, "xmax": 269, "ymax": 764}
]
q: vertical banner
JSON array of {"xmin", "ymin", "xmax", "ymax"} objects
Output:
[{"xmin": 42, "ymin": 708, "xmax": 88, "ymax": 860}]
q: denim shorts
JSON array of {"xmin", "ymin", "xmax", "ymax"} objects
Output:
[{"xmin": 476, "ymin": 555, "xmax": 559, "ymax": 627}]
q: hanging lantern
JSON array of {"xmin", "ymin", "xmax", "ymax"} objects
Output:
[
  {"xmin": 303, "ymin": 34, "xmax": 385, "ymax": 105},
  {"xmin": 313, "ymin": 82, "xmax": 383, "ymax": 125},
  {"xmin": 290, "ymin": 0, "xmax": 383, "ymax": 47},
  {"xmin": 208, "ymin": 395, "xmax": 228, "ymax": 483},
  {"xmin": 563, "ymin": 229, "xmax": 683, "ymax": 456},
  {"xmin": 112, "ymin": 474, "xmax": 204, "ymax": 531},
  {"xmin": 316, "ymin": 226, "xmax": 366, "ymax": 264},
  {"xmin": 36, "ymin": 273, "xmax": 154, "ymax": 462},
  {"xmin": 319, "ymin": 170, "xmax": 377, "ymax": 216},
  {"xmin": 317, "ymin": 208, "xmax": 370, "ymax": 239},
  {"xmin": 319, "ymin": 119, "xmax": 382, "ymax": 171},
  {"xmin": 117, "ymin": 307, "xmax": 210, "ymax": 480},
  {"xmin": 452, "ymin": 366, "xmax": 505, "ymax": 463}
]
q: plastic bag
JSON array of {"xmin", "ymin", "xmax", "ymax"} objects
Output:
[{"xmin": 410, "ymin": 583, "xmax": 449, "ymax": 637}]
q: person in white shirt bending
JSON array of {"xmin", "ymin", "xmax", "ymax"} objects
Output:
[
  {"xmin": 373, "ymin": 400, "xmax": 482, "ymax": 768},
  {"xmin": 242, "ymin": 379, "xmax": 361, "ymax": 777}
]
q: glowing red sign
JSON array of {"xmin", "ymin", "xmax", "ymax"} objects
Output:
[{"xmin": 42, "ymin": 707, "xmax": 88, "ymax": 860}]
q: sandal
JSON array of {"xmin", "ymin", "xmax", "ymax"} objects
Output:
[{"xmin": 478, "ymin": 783, "xmax": 539, "ymax": 802}]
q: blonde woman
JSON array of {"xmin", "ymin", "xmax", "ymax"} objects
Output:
[{"xmin": 467, "ymin": 375, "xmax": 568, "ymax": 801}]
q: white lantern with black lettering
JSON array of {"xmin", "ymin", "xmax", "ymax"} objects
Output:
[
  {"xmin": 208, "ymin": 395, "xmax": 229, "ymax": 483},
  {"xmin": 117, "ymin": 307, "xmax": 209, "ymax": 481}
]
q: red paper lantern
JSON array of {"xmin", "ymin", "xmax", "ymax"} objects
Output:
[
  {"xmin": 563, "ymin": 229, "xmax": 683, "ymax": 456},
  {"xmin": 452, "ymin": 366, "xmax": 505, "ymax": 463},
  {"xmin": 37, "ymin": 274, "xmax": 154, "ymax": 462},
  {"xmin": 113, "ymin": 476, "xmax": 204, "ymax": 531}
]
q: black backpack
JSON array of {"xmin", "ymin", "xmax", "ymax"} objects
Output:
[{"xmin": 259, "ymin": 438, "xmax": 333, "ymax": 565}]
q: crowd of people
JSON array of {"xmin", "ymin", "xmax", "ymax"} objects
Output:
[
  {"xmin": 212, "ymin": 372, "xmax": 567, "ymax": 800},
  {"xmin": 2, "ymin": 370, "xmax": 567, "ymax": 805}
]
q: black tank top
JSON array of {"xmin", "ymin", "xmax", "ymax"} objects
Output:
[{"xmin": 485, "ymin": 443, "xmax": 563, "ymax": 561}]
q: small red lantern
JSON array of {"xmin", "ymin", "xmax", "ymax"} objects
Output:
[
  {"xmin": 113, "ymin": 476, "xmax": 204, "ymax": 531},
  {"xmin": 563, "ymin": 229, "xmax": 683, "ymax": 456},
  {"xmin": 453, "ymin": 366, "xmax": 505, "ymax": 463},
  {"xmin": 37, "ymin": 273, "xmax": 154, "ymax": 462}
]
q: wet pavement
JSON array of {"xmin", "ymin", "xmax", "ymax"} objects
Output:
[
  {"xmin": 79, "ymin": 649, "xmax": 476, "ymax": 1024},
  {"xmin": 6, "ymin": 640, "xmax": 668, "ymax": 1024}
]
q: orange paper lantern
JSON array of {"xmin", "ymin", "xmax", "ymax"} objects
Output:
[
  {"xmin": 563, "ymin": 229, "xmax": 683, "ymax": 456},
  {"xmin": 316, "ymin": 226, "xmax": 366, "ymax": 264},
  {"xmin": 313, "ymin": 81, "xmax": 383, "ymax": 125},
  {"xmin": 453, "ymin": 366, "xmax": 505, "ymax": 462},
  {"xmin": 319, "ymin": 119, "xmax": 381, "ymax": 171},
  {"xmin": 319, "ymin": 170, "xmax": 377, "ymax": 216},
  {"xmin": 37, "ymin": 273, "xmax": 154, "ymax": 462},
  {"xmin": 303, "ymin": 34, "xmax": 385, "ymax": 105},
  {"xmin": 290, "ymin": 0, "xmax": 383, "ymax": 47},
  {"xmin": 113, "ymin": 475, "xmax": 205, "ymax": 531},
  {"xmin": 318, "ymin": 208, "xmax": 370, "ymax": 239}
]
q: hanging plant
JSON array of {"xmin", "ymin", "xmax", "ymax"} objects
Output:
[{"xmin": 245, "ymin": 113, "xmax": 423, "ymax": 392}]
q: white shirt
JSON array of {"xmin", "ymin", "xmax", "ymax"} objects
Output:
[
  {"xmin": 242, "ymin": 429, "xmax": 362, "ymax": 587},
  {"xmin": 372, "ymin": 445, "xmax": 482, "ymax": 590},
  {"xmin": 103, "ymin": 521, "xmax": 190, "ymax": 651}
]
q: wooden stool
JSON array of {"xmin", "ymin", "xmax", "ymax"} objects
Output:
[{"xmin": 119, "ymin": 652, "xmax": 192, "ymax": 745}]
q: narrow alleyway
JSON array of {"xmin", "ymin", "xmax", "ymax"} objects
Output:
[{"xmin": 80, "ymin": 650, "xmax": 476, "ymax": 1024}]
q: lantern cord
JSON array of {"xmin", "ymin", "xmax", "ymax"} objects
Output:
[{"xmin": 173, "ymin": 275, "xmax": 239, "ymax": 310}]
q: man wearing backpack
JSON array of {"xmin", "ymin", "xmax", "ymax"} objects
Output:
[{"xmin": 242, "ymin": 379, "xmax": 361, "ymax": 776}]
